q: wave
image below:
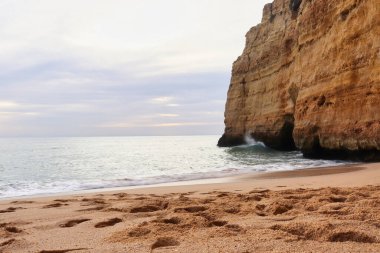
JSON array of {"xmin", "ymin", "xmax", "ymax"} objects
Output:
[
  {"xmin": 226, "ymin": 136, "xmax": 273, "ymax": 154},
  {"xmin": 0, "ymin": 168, "xmax": 249, "ymax": 199},
  {"xmin": 227, "ymin": 144, "xmax": 271, "ymax": 153},
  {"xmin": 244, "ymin": 134, "xmax": 266, "ymax": 147},
  {"xmin": 0, "ymin": 158, "xmax": 350, "ymax": 199},
  {"xmin": 0, "ymin": 136, "xmax": 352, "ymax": 199}
]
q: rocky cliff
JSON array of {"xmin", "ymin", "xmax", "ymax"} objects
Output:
[{"xmin": 218, "ymin": 0, "xmax": 380, "ymax": 161}]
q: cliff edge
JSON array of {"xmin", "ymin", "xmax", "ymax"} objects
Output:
[{"xmin": 218, "ymin": 0, "xmax": 380, "ymax": 161}]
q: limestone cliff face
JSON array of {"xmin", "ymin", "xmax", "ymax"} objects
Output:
[{"xmin": 218, "ymin": 0, "xmax": 380, "ymax": 160}]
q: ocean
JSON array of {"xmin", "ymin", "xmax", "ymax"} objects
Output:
[{"xmin": 0, "ymin": 135, "xmax": 349, "ymax": 199}]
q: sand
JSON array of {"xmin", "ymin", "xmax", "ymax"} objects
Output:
[{"xmin": 1, "ymin": 163, "xmax": 380, "ymax": 252}]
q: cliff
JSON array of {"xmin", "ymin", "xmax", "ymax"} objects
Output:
[{"xmin": 218, "ymin": 0, "xmax": 380, "ymax": 161}]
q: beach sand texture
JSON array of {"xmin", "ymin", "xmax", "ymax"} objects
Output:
[{"xmin": 1, "ymin": 163, "xmax": 380, "ymax": 252}]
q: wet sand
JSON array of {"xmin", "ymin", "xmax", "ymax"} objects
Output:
[{"xmin": 1, "ymin": 163, "xmax": 380, "ymax": 252}]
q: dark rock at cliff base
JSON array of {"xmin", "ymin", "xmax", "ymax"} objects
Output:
[
  {"xmin": 219, "ymin": 0, "xmax": 380, "ymax": 161},
  {"xmin": 248, "ymin": 115, "xmax": 296, "ymax": 151},
  {"xmin": 217, "ymin": 134, "xmax": 245, "ymax": 147},
  {"xmin": 303, "ymin": 148, "xmax": 380, "ymax": 163}
]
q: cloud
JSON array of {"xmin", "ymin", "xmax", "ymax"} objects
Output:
[
  {"xmin": 98, "ymin": 120, "xmax": 220, "ymax": 129},
  {"xmin": 150, "ymin": 97, "xmax": 175, "ymax": 104},
  {"xmin": 0, "ymin": 0, "xmax": 269, "ymax": 137},
  {"xmin": 158, "ymin": 114, "xmax": 179, "ymax": 117},
  {"xmin": 0, "ymin": 101, "xmax": 20, "ymax": 109},
  {"xmin": 166, "ymin": 104, "xmax": 180, "ymax": 107},
  {"xmin": 152, "ymin": 122, "xmax": 220, "ymax": 127},
  {"xmin": 0, "ymin": 69, "xmax": 232, "ymax": 136},
  {"xmin": 0, "ymin": 101, "xmax": 41, "ymax": 122}
]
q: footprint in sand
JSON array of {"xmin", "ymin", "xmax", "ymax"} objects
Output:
[
  {"xmin": 59, "ymin": 219, "xmax": 91, "ymax": 228},
  {"xmin": 128, "ymin": 227, "xmax": 151, "ymax": 237},
  {"xmin": 53, "ymin": 199, "xmax": 76, "ymax": 203},
  {"xmin": 151, "ymin": 217, "xmax": 182, "ymax": 226},
  {"xmin": 162, "ymin": 217, "xmax": 181, "ymax": 225},
  {"xmin": 329, "ymin": 195, "xmax": 347, "ymax": 203},
  {"xmin": 10, "ymin": 200, "xmax": 35, "ymax": 204},
  {"xmin": 151, "ymin": 237, "xmax": 180, "ymax": 251},
  {"xmin": 224, "ymin": 206, "xmax": 240, "ymax": 214},
  {"xmin": 77, "ymin": 205, "xmax": 106, "ymax": 212},
  {"xmin": 269, "ymin": 216, "xmax": 297, "ymax": 222},
  {"xmin": 0, "ymin": 238, "xmax": 16, "ymax": 247},
  {"xmin": 270, "ymin": 222, "xmax": 378, "ymax": 243},
  {"xmin": 130, "ymin": 205, "xmax": 162, "ymax": 213},
  {"xmin": 243, "ymin": 194, "xmax": 263, "ymax": 201},
  {"xmin": 133, "ymin": 196, "xmax": 148, "ymax": 200},
  {"xmin": 130, "ymin": 201, "xmax": 168, "ymax": 213},
  {"xmin": 178, "ymin": 195, "xmax": 190, "ymax": 202},
  {"xmin": 4, "ymin": 226, "xmax": 23, "ymax": 233},
  {"xmin": 208, "ymin": 220, "xmax": 228, "ymax": 227},
  {"xmin": 269, "ymin": 203, "xmax": 293, "ymax": 215},
  {"xmin": 94, "ymin": 218, "xmax": 122, "ymax": 228},
  {"xmin": 174, "ymin": 206, "xmax": 207, "ymax": 213},
  {"xmin": 80, "ymin": 198, "xmax": 106, "ymax": 206},
  {"xmin": 249, "ymin": 189, "xmax": 270, "ymax": 194},
  {"xmin": 38, "ymin": 248, "xmax": 88, "ymax": 253},
  {"xmin": 328, "ymin": 231, "xmax": 377, "ymax": 243},
  {"xmin": 43, "ymin": 203, "xmax": 68, "ymax": 209},
  {"xmin": 225, "ymin": 224, "xmax": 243, "ymax": 232},
  {"xmin": 113, "ymin": 193, "xmax": 128, "ymax": 199},
  {"xmin": 0, "ymin": 207, "xmax": 24, "ymax": 213}
]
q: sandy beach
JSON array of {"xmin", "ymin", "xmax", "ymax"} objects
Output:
[
  {"xmin": 1, "ymin": 0, "xmax": 378, "ymax": 252},
  {"xmin": 1, "ymin": 163, "xmax": 380, "ymax": 253}
]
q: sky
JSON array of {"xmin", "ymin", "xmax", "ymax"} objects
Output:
[{"xmin": 0, "ymin": 0, "xmax": 269, "ymax": 137}]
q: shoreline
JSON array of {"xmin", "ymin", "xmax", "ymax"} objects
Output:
[
  {"xmin": 0, "ymin": 160, "xmax": 353, "ymax": 202},
  {"xmin": 1, "ymin": 163, "xmax": 380, "ymax": 252},
  {"xmin": 0, "ymin": 162, "xmax": 374, "ymax": 203}
]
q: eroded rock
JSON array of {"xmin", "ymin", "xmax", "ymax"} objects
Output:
[{"xmin": 219, "ymin": 0, "xmax": 380, "ymax": 161}]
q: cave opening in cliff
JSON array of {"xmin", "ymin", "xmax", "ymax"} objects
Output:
[
  {"xmin": 290, "ymin": 0, "xmax": 302, "ymax": 12},
  {"xmin": 279, "ymin": 115, "xmax": 297, "ymax": 151}
]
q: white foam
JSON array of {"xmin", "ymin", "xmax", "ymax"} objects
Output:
[
  {"xmin": 0, "ymin": 136, "xmax": 351, "ymax": 199},
  {"xmin": 244, "ymin": 134, "xmax": 266, "ymax": 147}
]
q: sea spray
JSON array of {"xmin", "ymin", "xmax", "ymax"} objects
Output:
[{"xmin": 244, "ymin": 133, "xmax": 265, "ymax": 147}]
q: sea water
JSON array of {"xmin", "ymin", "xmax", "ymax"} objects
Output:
[{"xmin": 0, "ymin": 136, "xmax": 348, "ymax": 199}]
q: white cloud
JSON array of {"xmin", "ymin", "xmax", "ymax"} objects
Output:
[
  {"xmin": 152, "ymin": 122, "xmax": 220, "ymax": 127},
  {"xmin": 158, "ymin": 114, "xmax": 179, "ymax": 117},
  {"xmin": 0, "ymin": 0, "xmax": 268, "ymax": 76},
  {"xmin": 0, "ymin": 0, "xmax": 269, "ymax": 136},
  {"xmin": 98, "ymin": 121, "xmax": 220, "ymax": 129},
  {"xmin": 0, "ymin": 101, "xmax": 20, "ymax": 109},
  {"xmin": 150, "ymin": 97, "xmax": 174, "ymax": 104},
  {"xmin": 166, "ymin": 104, "xmax": 180, "ymax": 107}
]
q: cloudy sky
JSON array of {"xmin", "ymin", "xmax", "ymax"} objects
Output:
[{"xmin": 0, "ymin": 0, "xmax": 268, "ymax": 137}]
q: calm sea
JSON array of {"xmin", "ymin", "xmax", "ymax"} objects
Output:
[{"xmin": 0, "ymin": 136, "xmax": 348, "ymax": 199}]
